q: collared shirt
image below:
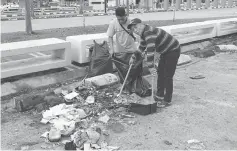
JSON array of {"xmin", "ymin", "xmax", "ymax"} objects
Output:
[
  {"xmin": 107, "ymin": 18, "xmax": 137, "ymax": 53},
  {"xmin": 139, "ymin": 25, "xmax": 180, "ymax": 54}
]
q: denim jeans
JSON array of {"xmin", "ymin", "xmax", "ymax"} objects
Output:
[{"xmin": 156, "ymin": 47, "xmax": 181, "ymax": 102}]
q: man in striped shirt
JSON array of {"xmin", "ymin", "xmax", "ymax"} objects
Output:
[{"xmin": 127, "ymin": 18, "xmax": 181, "ymax": 107}]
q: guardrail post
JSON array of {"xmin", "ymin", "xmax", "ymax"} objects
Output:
[
  {"xmin": 175, "ymin": 0, "xmax": 181, "ymax": 10},
  {"xmin": 187, "ymin": 0, "xmax": 192, "ymax": 9},
  {"xmin": 228, "ymin": 0, "xmax": 233, "ymax": 7},
  {"xmin": 164, "ymin": 0, "xmax": 169, "ymax": 10},
  {"xmin": 213, "ymin": 0, "xmax": 218, "ymax": 8},
  {"xmin": 205, "ymin": 0, "xmax": 210, "ymax": 8},
  {"xmin": 196, "ymin": 0, "xmax": 201, "ymax": 9},
  {"xmin": 221, "ymin": 0, "xmax": 226, "ymax": 7}
]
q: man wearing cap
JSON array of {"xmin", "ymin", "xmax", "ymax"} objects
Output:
[
  {"xmin": 127, "ymin": 18, "xmax": 181, "ymax": 107},
  {"xmin": 107, "ymin": 7, "xmax": 137, "ymax": 54}
]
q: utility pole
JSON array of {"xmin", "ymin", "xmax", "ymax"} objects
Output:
[
  {"xmin": 25, "ymin": 0, "xmax": 32, "ymax": 34},
  {"xmin": 126, "ymin": 0, "xmax": 129, "ymax": 16}
]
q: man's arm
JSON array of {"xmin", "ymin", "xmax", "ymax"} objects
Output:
[
  {"xmin": 107, "ymin": 20, "xmax": 115, "ymax": 54},
  {"xmin": 108, "ymin": 36, "xmax": 114, "ymax": 54}
]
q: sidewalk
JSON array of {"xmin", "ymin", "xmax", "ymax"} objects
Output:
[{"xmin": 1, "ymin": 8, "xmax": 237, "ymax": 33}]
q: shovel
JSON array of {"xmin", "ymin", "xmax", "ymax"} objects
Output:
[{"xmin": 116, "ymin": 62, "xmax": 133, "ymax": 98}]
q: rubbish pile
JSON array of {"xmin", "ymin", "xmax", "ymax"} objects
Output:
[{"xmin": 39, "ymin": 74, "xmax": 142, "ymax": 150}]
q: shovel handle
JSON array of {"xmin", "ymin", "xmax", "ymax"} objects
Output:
[{"xmin": 117, "ymin": 63, "xmax": 133, "ymax": 97}]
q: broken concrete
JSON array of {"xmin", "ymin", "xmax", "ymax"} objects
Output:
[{"xmin": 214, "ymin": 45, "xmax": 237, "ymax": 52}]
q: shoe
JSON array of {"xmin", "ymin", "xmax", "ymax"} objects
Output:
[
  {"xmin": 157, "ymin": 101, "xmax": 171, "ymax": 108},
  {"xmin": 153, "ymin": 95, "xmax": 164, "ymax": 103}
]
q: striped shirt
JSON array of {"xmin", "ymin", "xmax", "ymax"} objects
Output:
[{"xmin": 139, "ymin": 25, "xmax": 180, "ymax": 54}]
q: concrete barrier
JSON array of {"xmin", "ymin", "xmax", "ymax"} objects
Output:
[
  {"xmin": 1, "ymin": 38, "xmax": 71, "ymax": 78},
  {"xmin": 66, "ymin": 33, "xmax": 108, "ymax": 64},
  {"xmin": 159, "ymin": 21, "xmax": 217, "ymax": 44},
  {"xmin": 205, "ymin": 18, "xmax": 237, "ymax": 36}
]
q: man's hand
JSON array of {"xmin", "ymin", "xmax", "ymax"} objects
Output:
[
  {"xmin": 129, "ymin": 54, "xmax": 136, "ymax": 65},
  {"xmin": 150, "ymin": 68, "xmax": 157, "ymax": 76},
  {"xmin": 141, "ymin": 51, "xmax": 147, "ymax": 59}
]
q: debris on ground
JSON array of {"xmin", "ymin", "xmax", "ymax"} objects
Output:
[
  {"xmin": 37, "ymin": 73, "xmax": 157, "ymax": 150},
  {"xmin": 163, "ymin": 140, "xmax": 172, "ymax": 146},
  {"xmin": 85, "ymin": 95, "xmax": 95, "ymax": 104},
  {"xmin": 178, "ymin": 54, "xmax": 192, "ymax": 66},
  {"xmin": 48, "ymin": 127, "xmax": 61, "ymax": 142},
  {"xmin": 40, "ymin": 131, "xmax": 49, "ymax": 138},
  {"xmin": 64, "ymin": 92, "xmax": 79, "ymax": 100},
  {"xmin": 98, "ymin": 115, "xmax": 110, "ymax": 123},
  {"xmin": 85, "ymin": 73, "xmax": 120, "ymax": 88},
  {"xmin": 65, "ymin": 141, "xmax": 77, "ymax": 150},
  {"xmin": 190, "ymin": 75, "xmax": 205, "ymax": 79},
  {"xmin": 187, "ymin": 139, "xmax": 206, "ymax": 150}
]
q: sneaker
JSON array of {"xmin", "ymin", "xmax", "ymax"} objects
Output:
[
  {"xmin": 153, "ymin": 95, "xmax": 164, "ymax": 103},
  {"xmin": 157, "ymin": 101, "xmax": 171, "ymax": 108}
]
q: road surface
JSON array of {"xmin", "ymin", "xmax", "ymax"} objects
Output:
[{"xmin": 1, "ymin": 8, "xmax": 237, "ymax": 33}]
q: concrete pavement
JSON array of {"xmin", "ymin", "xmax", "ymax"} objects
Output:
[{"xmin": 1, "ymin": 8, "xmax": 237, "ymax": 33}]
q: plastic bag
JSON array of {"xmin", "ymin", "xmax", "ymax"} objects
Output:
[
  {"xmin": 88, "ymin": 40, "xmax": 113, "ymax": 77},
  {"xmin": 112, "ymin": 51, "xmax": 152, "ymax": 97}
]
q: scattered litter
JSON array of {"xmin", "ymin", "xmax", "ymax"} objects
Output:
[
  {"xmin": 41, "ymin": 104, "xmax": 87, "ymax": 125},
  {"xmin": 85, "ymin": 96, "xmax": 95, "ymax": 104},
  {"xmin": 71, "ymin": 131, "xmax": 89, "ymax": 148},
  {"xmin": 48, "ymin": 128, "xmax": 61, "ymax": 142},
  {"xmin": 84, "ymin": 143, "xmax": 93, "ymax": 151},
  {"xmin": 60, "ymin": 122, "xmax": 76, "ymax": 137},
  {"xmin": 40, "ymin": 131, "xmax": 49, "ymax": 138},
  {"xmin": 120, "ymin": 114, "xmax": 135, "ymax": 118},
  {"xmin": 86, "ymin": 128, "xmax": 101, "ymax": 144},
  {"xmin": 163, "ymin": 140, "xmax": 172, "ymax": 145},
  {"xmin": 127, "ymin": 120, "xmax": 136, "ymax": 125},
  {"xmin": 64, "ymin": 92, "xmax": 79, "ymax": 100},
  {"xmin": 91, "ymin": 143, "xmax": 101, "ymax": 149},
  {"xmin": 65, "ymin": 141, "xmax": 77, "ymax": 150},
  {"xmin": 98, "ymin": 115, "xmax": 110, "ymax": 123},
  {"xmin": 187, "ymin": 139, "xmax": 205, "ymax": 150},
  {"xmin": 99, "ymin": 141, "xmax": 108, "ymax": 148},
  {"xmin": 190, "ymin": 75, "xmax": 205, "ymax": 79},
  {"xmin": 178, "ymin": 54, "xmax": 192, "ymax": 66},
  {"xmin": 62, "ymin": 140, "xmax": 71, "ymax": 144},
  {"xmin": 128, "ymin": 93, "xmax": 141, "ymax": 103},
  {"xmin": 105, "ymin": 146, "xmax": 120, "ymax": 151},
  {"xmin": 75, "ymin": 119, "xmax": 89, "ymax": 129},
  {"xmin": 61, "ymin": 90, "xmax": 69, "ymax": 96},
  {"xmin": 40, "ymin": 118, "xmax": 49, "ymax": 124},
  {"xmin": 114, "ymin": 95, "xmax": 128, "ymax": 104}
]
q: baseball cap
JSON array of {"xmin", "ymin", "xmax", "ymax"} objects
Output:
[{"xmin": 127, "ymin": 18, "xmax": 142, "ymax": 29}]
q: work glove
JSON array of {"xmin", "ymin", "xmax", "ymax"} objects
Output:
[{"xmin": 129, "ymin": 54, "xmax": 136, "ymax": 66}]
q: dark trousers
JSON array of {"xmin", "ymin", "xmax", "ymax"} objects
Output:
[{"xmin": 156, "ymin": 47, "xmax": 181, "ymax": 102}]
